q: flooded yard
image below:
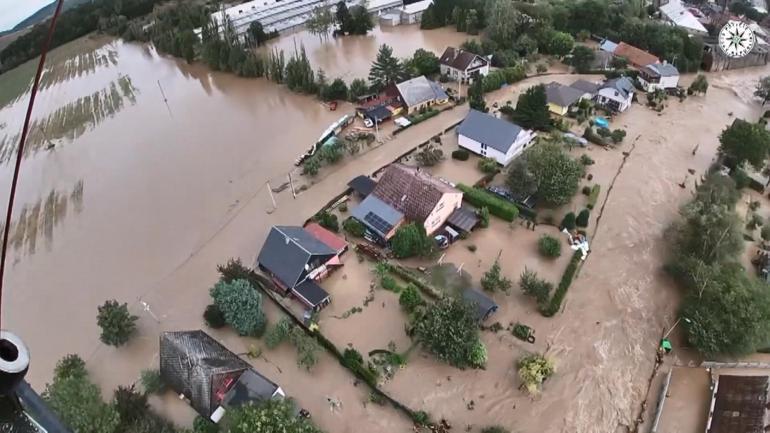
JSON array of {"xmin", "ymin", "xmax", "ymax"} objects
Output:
[{"xmin": 0, "ymin": 18, "xmax": 767, "ymax": 433}]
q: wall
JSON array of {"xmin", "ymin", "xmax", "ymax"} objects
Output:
[
  {"xmin": 458, "ymin": 134, "xmax": 510, "ymax": 165},
  {"xmin": 597, "ymin": 88, "xmax": 631, "ymax": 112},
  {"xmin": 504, "ymin": 130, "xmax": 537, "ymax": 164},
  {"xmin": 423, "ymin": 192, "xmax": 463, "ymax": 234},
  {"xmin": 547, "ymin": 102, "xmax": 568, "ymax": 116}
]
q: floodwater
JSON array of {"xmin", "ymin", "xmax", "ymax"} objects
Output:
[{"xmin": 0, "ymin": 20, "xmax": 768, "ymax": 432}]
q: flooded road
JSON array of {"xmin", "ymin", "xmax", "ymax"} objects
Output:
[{"xmin": 0, "ymin": 19, "xmax": 768, "ymax": 432}]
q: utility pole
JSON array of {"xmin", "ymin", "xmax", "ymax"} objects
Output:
[
  {"xmin": 157, "ymin": 80, "xmax": 172, "ymax": 117},
  {"xmin": 266, "ymin": 181, "xmax": 277, "ymax": 210},
  {"xmin": 288, "ymin": 172, "xmax": 296, "ymax": 199}
]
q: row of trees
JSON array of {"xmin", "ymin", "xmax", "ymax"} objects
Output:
[{"xmin": 307, "ymin": 1, "xmax": 373, "ymax": 40}]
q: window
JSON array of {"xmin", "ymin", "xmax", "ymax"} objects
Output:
[{"xmin": 481, "ymin": 143, "xmax": 487, "ymax": 150}]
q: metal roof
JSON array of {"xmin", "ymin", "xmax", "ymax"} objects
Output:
[
  {"xmin": 439, "ymin": 47, "xmax": 488, "ymax": 71},
  {"xmin": 395, "ymin": 76, "xmax": 448, "ymax": 108},
  {"xmin": 401, "ymin": 0, "xmax": 432, "ymax": 14},
  {"xmin": 646, "ymin": 62, "xmax": 680, "ymax": 77},
  {"xmin": 660, "ymin": 0, "xmax": 707, "ymax": 34},
  {"xmin": 304, "ymin": 222, "xmax": 347, "ymax": 253},
  {"xmin": 446, "ymin": 206, "xmax": 479, "ymax": 232},
  {"xmin": 602, "ymin": 76, "xmax": 635, "ymax": 99},
  {"xmin": 347, "ymin": 175, "xmax": 377, "ymax": 197},
  {"xmin": 461, "ymin": 288, "xmax": 498, "ymax": 322},
  {"xmin": 457, "ymin": 109, "xmax": 524, "ymax": 154},
  {"xmin": 293, "ymin": 279, "xmax": 330, "ymax": 307},
  {"xmin": 600, "ymin": 39, "xmax": 618, "ymax": 53},
  {"xmin": 570, "ymin": 79, "xmax": 601, "ymax": 94},
  {"xmin": 708, "ymin": 375, "xmax": 768, "ymax": 433},
  {"xmin": 351, "ymin": 195, "xmax": 404, "ymax": 238},
  {"xmin": 257, "ymin": 226, "xmax": 335, "ymax": 288}
]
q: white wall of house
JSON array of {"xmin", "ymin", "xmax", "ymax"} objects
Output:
[
  {"xmin": 596, "ymin": 88, "xmax": 633, "ymax": 112},
  {"xmin": 400, "ymin": 10, "xmax": 423, "ymax": 24},
  {"xmin": 458, "ymin": 130, "xmax": 536, "ymax": 166},
  {"xmin": 439, "ymin": 59, "xmax": 490, "ymax": 82},
  {"xmin": 638, "ymin": 75, "xmax": 679, "ymax": 92},
  {"xmin": 424, "ymin": 192, "xmax": 463, "ymax": 234}
]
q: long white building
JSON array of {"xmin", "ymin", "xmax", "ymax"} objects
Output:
[{"xmin": 209, "ymin": 0, "xmax": 402, "ymax": 36}]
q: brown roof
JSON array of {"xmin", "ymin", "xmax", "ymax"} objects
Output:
[
  {"xmin": 709, "ymin": 375, "xmax": 768, "ymax": 433},
  {"xmin": 304, "ymin": 222, "xmax": 348, "ymax": 253},
  {"xmin": 614, "ymin": 42, "xmax": 659, "ymax": 67},
  {"xmin": 372, "ymin": 163, "xmax": 459, "ymax": 223},
  {"xmin": 439, "ymin": 47, "xmax": 487, "ymax": 71}
]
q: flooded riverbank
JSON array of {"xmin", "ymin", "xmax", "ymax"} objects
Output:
[{"xmin": 0, "ymin": 21, "xmax": 767, "ymax": 432}]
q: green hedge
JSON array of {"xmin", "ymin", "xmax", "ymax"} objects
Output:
[
  {"xmin": 380, "ymin": 262, "xmax": 441, "ymax": 299},
  {"xmin": 456, "ymin": 184, "xmax": 519, "ymax": 221},
  {"xmin": 408, "ymin": 109, "xmax": 439, "ymax": 125},
  {"xmin": 541, "ymin": 251, "xmax": 582, "ymax": 317},
  {"xmin": 587, "ymin": 185, "xmax": 601, "ymax": 210}
]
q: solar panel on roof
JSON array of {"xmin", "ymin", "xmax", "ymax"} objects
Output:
[{"xmin": 364, "ymin": 212, "xmax": 393, "ymax": 235}]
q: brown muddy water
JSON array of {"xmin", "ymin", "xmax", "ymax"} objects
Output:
[{"xmin": 0, "ymin": 22, "xmax": 767, "ymax": 432}]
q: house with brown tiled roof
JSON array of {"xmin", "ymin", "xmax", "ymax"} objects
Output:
[
  {"xmin": 613, "ymin": 42, "xmax": 660, "ymax": 69},
  {"xmin": 372, "ymin": 163, "xmax": 463, "ymax": 235},
  {"xmin": 439, "ymin": 47, "xmax": 490, "ymax": 83}
]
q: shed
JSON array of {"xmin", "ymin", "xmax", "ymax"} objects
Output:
[
  {"xmin": 347, "ymin": 175, "xmax": 377, "ymax": 197},
  {"xmin": 292, "ymin": 279, "xmax": 331, "ymax": 311},
  {"xmin": 159, "ymin": 330, "xmax": 282, "ymax": 420},
  {"xmin": 462, "ymin": 288, "xmax": 498, "ymax": 322},
  {"xmin": 446, "ymin": 206, "xmax": 479, "ymax": 232}
]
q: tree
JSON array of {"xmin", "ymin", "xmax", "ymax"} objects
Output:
[
  {"xmin": 415, "ymin": 145, "xmax": 444, "ymax": 166},
  {"xmin": 322, "ymin": 78, "xmax": 349, "ymax": 101},
  {"xmin": 313, "ymin": 211, "xmax": 339, "ymax": 232},
  {"xmin": 226, "ymin": 398, "xmax": 322, "ymax": 433},
  {"xmin": 526, "ymin": 142, "xmax": 583, "ymax": 206},
  {"xmin": 570, "ymin": 45, "xmax": 595, "ymax": 73},
  {"xmin": 506, "ymin": 157, "xmax": 538, "ymax": 197},
  {"xmin": 576, "ymin": 209, "xmax": 590, "ymax": 227},
  {"xmin": 140, "ymin": 369, "xmax": 165, "ymax": 395},
  {"xmin": 408, "ymin": 48, "xmax": 441, "ymax": 76},
  {"xmin": 246, "ymin": 20, "xmax": 274, "ymax": 47},
  {"xmin": 349, "ymin": 78, "xmax": 370, "ymax": 100},
  {"xmin": 512, "ymin": 85, "xmax": 551, "ymax": 130},
  {"xmin": 762, "ymin": 224, "xmax": 770, "ymax": 241},
  {"xmin": 481, "ymin": 258, "xmax": 512, "ymax": 293},
  {"xmin": 479, "ymin": 206, "xmax": 490, "ymax": 228},
  {"xmin": 718, "ymin": 119, "xmax": 770, "ymax": 170},
  {"xmin": 519, "ymin": 268, "xmax": 552, "ymax": 305},
  {"xmin": 343, "ymin": 218, "xmax": 366, "ymax": 237},
  {"xmin": 689, "ymin": 74, "xmax": 708, "ymax": 95},
  {"xmin": 96, "ymin": 300, "xmax": 138, "ymax": 347},
  {"xmin": 348, "ymin": 5, "xmax": 374, "ymax": 35},
  {"xmin": 538, "ymin": 235, "xmax": 561, "ymax": 257},
  {"xmin": 369, "ymin": 44, "xmax": 408, "ymax": 90},
  {"xmin": 391, "ymin": 223, "xmax": 434, "ymax": 258},
  {"xmin": 306, "ymin": 5, "xmax": 334, "ymax": 41},
  {"xmin": 561, "ymin": 212, "xmax": 576, "ymax": 230},
  {"xmin": 468, "ymin": 76, "xmax": 488, "ymax": 112},
  {"xmin": 44, "ymin": 355, "xmax": 120, "ymax": 433},
  {"xmin": 210, "ymin": 279, "xmax": 267, "ymax": 336},
  {"xmin": 543, "ymin": 30, "xmax": 574, "ymax": 56},
  {"xmin": 113, "ymin": 385, "xmax": 149, "ymax": 427},
  {"xmin": 303, "ymin": 156, "xmax": 321, "ymax": 175},
  {"xmin": 412, "ymin": 297, "xmax": 486, "ymax": 368},
  {"xmin": 465, "ymin": 9, "xmax": 480, "ymax": 34},
  {"xmin": 204, "ymin": 304, "xmax": 226, "ymax": 328},
  {"xmin": 399, "ymin": 285, "xmax": 423, "ymax": 313},
  {"xmin": 517, "ymin": 353, "xmax": 554, "ymax": 394},
  {"xmin": 478, "ymin": 157, "xmax": 498, "ymax": 173},
  {"xmin": 756, "ymin": 76, "xmax": 770, "ymax": 105},
  {"xmin": 335, "ymin": 1, "xmax": 353, "ymax": 33},
  {"xmin": 486, "ymin": 0, "xmax": 526, "ymax": 48},
  {"xmin": 194, "ymin": 416, "xmax": 220, "ymax": 433},
  {"xmin": 610, "ymin": 129, "xmax": 626, "ymax": 144}
]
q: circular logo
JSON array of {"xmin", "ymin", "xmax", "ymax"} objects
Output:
[{"xmin": 718, "ymin": 20, "xmax": 756, "ymax": 58}]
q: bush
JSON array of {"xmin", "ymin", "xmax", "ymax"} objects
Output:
[
  {"xmin": 96, "ymin": 300, "xmax": 138, "ymax": 347},
  {"xmin": 210, "ymin": 279, "xmax": 267, "ymax": 337},
  {"xmin": 451, "ymin": 149, "xmax": 470, "ymax": 160},
  {"xmin": 479, "ymin": 206, "xmax": 490, "ymax": 228},
  {"xmin": 610, "ymin": 129, "xmax": 627, "ymax": 144},
  {"xmin": 560, "ymin": 212, "xmax": 576, "ymax": 230},
  {"xmin": 343, "ymin": 218, "xmax": 365, "ymax": 237},
  {"xmin": 731, "ymin": 167, "xmax": 751, "ymax": 190},
  {"xmin": 482, "ymin": 426, "xmax": 511, "ymax": 433},
  {"xmin": 467, "ymin": 244, "xmax": 477, "ymax": 252},
  {"xmin": 541, "ymin": 251, "xmax": 582, "ymax": 316},
  {"xmin": 536, "ymin": 63, "xmax": 547, "ymax": 74},
  {"xmin": 415, "ymin": 145, "xmax": 444, "ymax": 166},
  {"xmin": 265, "ymin": 318, "xmax": 292, "ymax": 349},
  {"xmin": 203, "ymin": 304, "xmax": 226, "ymax": 328},
  {"xmin": 339, "ymin": 203, "xmax": 348, "ymax": 212},
  {"xmin": 583, "ymin": 126, "xmax": 608, "ymax": 146},
  {"xmin": 408, "ymin": 108, "xmax": 439, "ymax": 124},
  {"xmin": 381, "ymin": 275, "xmax": 402, "ymax": 292},
  {"xmin": 313, "ymin": 211, "xmax": 339, "ymax": 232},
  {"xmin": 412, "ymin": 297, "xmax": 485, "ymax": 368},
  {"xmin": 518, "ymin": 354, "xmax": 554, "ymax": 394},
  {"xmin": 477, "ymin": 157, "xmax": 499, "ymax": 174},
  {"xmin": 456, "ymin": 184, "xmax": 519, "ymax": 221},
  {"xmin": 481, "ymin": 259, "xmax": 512, "ymax": 293},
  {"xmin": 580, "ymin": 154, "xmax": 594, "ymax": 165},
  {"xmin": 762, "ymin": 225, "xmax": 770, "ymax": 241},
  {"xmin": 576, "ymin": 209, "xmax": 590, "ymax": 227},
  {"xmin": 399, "ymin": 285, "xmax": 423, "ymax": 313},
  {"xmin": 587, "ymin": 185, "xmax": 601, "ymax": 210},
  {"xmin": 538, "ymin": 235, "xmax": 561, "ymax": 258},
  {"xmin": 519, "ymin": 268, "xmax": 552, "ymax": 305},
  {"xmin": 582, "ymin": 186, "xmax": 591, "ymax": 195},
  {"xmin": 597, "ymin": 127, "xmax": 611, "ymax": 137},
  {"xmin": 193, "ymin": 416, "xmax": 219, "ymax": 433},
  {"xmin": 302, "ymin": 156, "xmax": 321, "ymax": 175},
  {"xmin": 391, "ymin": 223, "xmax": 434, "ymax": 258},
  {"xmin": 140, "ymin": 369, "xmax": 165, "ymax": 395}
]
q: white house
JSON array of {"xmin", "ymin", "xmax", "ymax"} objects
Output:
[
  {"xmin": 595, "ymin": 77, "xmax": 635, "ymax": 112},
  {"xmin": 659, "ymin": 0, "xmax": 708, "ymax": 35},
  {"xmin": 438, "ymin": 47, "xmax": 490, "ymax": 83},
  {"xmin": 399, "ymin": 0, "xmax": 432, "ymax": 24},
  {"xmin": 456, "ymin": 110, "xmax": 536, "ymax": 166},
  {"xmin": 637, "ymin": 62, "xmax": 680, "ymax": 92}
]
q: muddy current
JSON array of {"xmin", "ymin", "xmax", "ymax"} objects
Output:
[{"xmin": 0, "ymin": 23, "xmax": 766, "ymax": 433}]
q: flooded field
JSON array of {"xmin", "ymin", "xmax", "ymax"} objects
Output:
[{"xmin": 0, "ymin": 20, "xmax": 767, "ymax": 433}]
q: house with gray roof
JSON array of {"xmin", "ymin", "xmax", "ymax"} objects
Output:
[
  {"xmin": 638, "ymin": 62, "xmax": 680, "ymax": 92},
  {"xmin": 457, "ymin": 109, "xmax": 536, "ymax": 165},
  {"xmin": 394, "ymin": 75, "xmax": 449, "ymax": 115},
  {"xmin": 350, "ymin": 194, "xmax": 405, "ymax": 245},
  {"xmin": 159, "ymin": 330, "xmax": 284, "ymax": 423},
  {"xmin": 439, "ymin": 47, "xmax": 490, "ymax": 83},
  {"xmin": 545, "ymin": 82, "xmax": 588, "ymax": 116},
  {"xmin": 256, "ymin": 226, "xmax": 339, "ymax": 310},
  {"xmin": 596, "ymin": 76, "xmax": 636, "ymax": 112}
]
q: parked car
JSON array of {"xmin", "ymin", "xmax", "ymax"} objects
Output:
[{"xmin": 487, "ymin": 185, "xmax": 536, "ymax": 209}]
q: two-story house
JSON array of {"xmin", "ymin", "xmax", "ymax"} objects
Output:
[
  {"xmin": 456, "ymin": 109, "xmax": 536, "ymax": 166},
  {"xmin": 595, "ymin": 77, "xmax": 636, "ymax": 113},
  {"xmin": 637, "ymin": 62, "xmax": 680, "ymax": 92},
  {"xmin": 371, "ymin": 163, "xmax": 463, "ymax": 235},
  {"xmin": 439, "ymin": 47, "xmax": 490, "ymax": 83}
]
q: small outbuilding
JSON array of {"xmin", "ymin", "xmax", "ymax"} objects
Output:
[
  {"xmin": 462, "ymin": 288, "xmax": 498, "ymax": 322},
  {"xmin": 347, "ymin": 175, "xmax": 377, "ymax": 197},
  {"xmin": 446, "ymin": 206, "xmax": 480, "ymax": 233}
]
